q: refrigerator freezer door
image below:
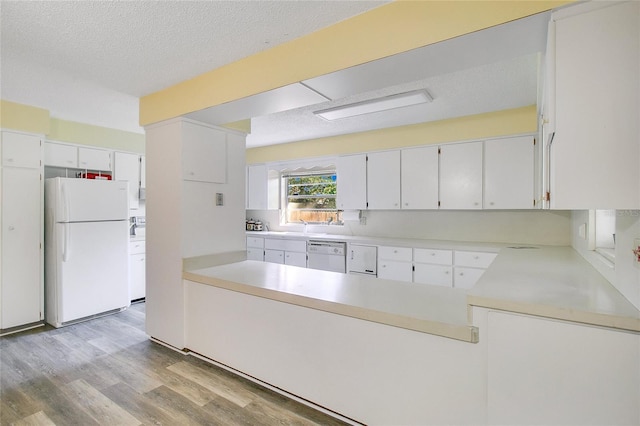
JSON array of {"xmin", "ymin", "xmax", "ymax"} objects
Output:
[
  {"xmin": 50, "ymin": 220, "xmax": 129, "ymax": 326},
  {"xmin": 48, "ymin": 177, "xmax": 129, "ymax": 222}
]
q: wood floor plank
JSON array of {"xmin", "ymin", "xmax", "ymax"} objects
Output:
[
  {"xmin": 20, "ymin": 376, "xmax": 101, "ymax": 426},
  {"xmin": 62, "ymin": 378, "xmax": 141, "ymax": 426},
  {"xmin": 101, "ymin": 381, "xmax": 198, "ymax": 426},
  {"xmin": 11, "ymin": 410, "xmax": 56, "ymax": 426},
  {"xmin": 144, "ymin": 385, "xmax": 227, "ymax": 426},
  {"xmin": 93, "ymin": 351, "xmax": 163, "ymax": 394},
  {"xmin": 111, "ymin": 350, "xmax": 216, "ymax": 406},
  {"xmin": 167, "ymin": 361, "xmax": 256, "ymax": 408}
]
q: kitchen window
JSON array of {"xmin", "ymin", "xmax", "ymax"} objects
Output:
[{"xmin": 283, "ymin": 171, "xmax": 342, "ymax": 225}]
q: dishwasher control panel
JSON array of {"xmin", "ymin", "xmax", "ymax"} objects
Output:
[{"xmin": 307, "ymin": 241, "xmax": 346, "ymax": 255}]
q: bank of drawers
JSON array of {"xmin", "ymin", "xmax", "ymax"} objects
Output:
[{"xmin": 378, "ymin": 245, "xmax": 497, "ymax": 289}]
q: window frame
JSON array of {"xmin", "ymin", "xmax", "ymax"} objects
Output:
[{"xmin": 281, "ymin": 170, "xmax": 342, "ymax": 226}]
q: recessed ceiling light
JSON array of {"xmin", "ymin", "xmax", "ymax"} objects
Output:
[{"xmin": 314, "ymin": 90, "xmax": 433, "ymax": 121}]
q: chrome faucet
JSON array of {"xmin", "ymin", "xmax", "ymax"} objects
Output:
[
  {"xmin": 327, "ymin": 217, "xmax": 333, "ymax": 226},
  {"xmin": 301, "ymin": 220, "xmax": 308, "ymax": 233}
]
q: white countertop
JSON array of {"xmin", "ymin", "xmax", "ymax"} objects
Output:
[
  {"xmin": 185, "ymin": 237, "xmax": 640, "ymax": 342},
  {"xmin": 184, "ymin": 260, "xmax": 478, "ymax": 342},
  {"xmin": 468, "ymin": 246, "xmax": 640, "ymax": 331}
]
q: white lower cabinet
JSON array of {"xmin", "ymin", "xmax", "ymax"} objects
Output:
[
  {"xmin": 453, "ymin": 250, "xmax": 497, "ymax": 289},
  {"xmin": 129, "ymin": 240, "xmax": 146, "ymax": 301},
  {"xmin": 377, "ymin": 246, "xmax": 412, "ymax": 282},
  {"xmin": 264, "ymin": 238, "xmax": 307, "ymax": 266},
  {"xmin": 284, "ymin": 251, "xmax": 307, "ymax": 267},
  {"xmin": 264, "ymin": 249, "xmax": 285, "ymax": 264},
  {"xmin": 414, "ymin": 264, "xmax": 453, "ymax": 287},
  {"xmin": 246, "ymin": 236, "xmax": 264, "ymax": 261}
]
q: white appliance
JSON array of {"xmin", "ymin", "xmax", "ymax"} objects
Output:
[
  {"xmin": 45, "ymin": 177, "xmax": 130, "ymax": 328},
  {"xmin": 348, "ymin": 244, "xmax": 377, "ymax": 276},
  {"xmin": 307, "ymin": 241, "xmax": 346, "ymax": 273}
]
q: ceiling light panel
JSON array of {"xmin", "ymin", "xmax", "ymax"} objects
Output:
[{"xmin": 314, "ymin": 90, "xmax": 433, "ymax": 121}]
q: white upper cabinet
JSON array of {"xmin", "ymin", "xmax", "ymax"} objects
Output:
[
  {"xmin": 45, "ymin": 142, "xmax": 77, "ymax": 168},
  {"xmin": 367, "ymin": 150, "xmax": 400, "ymax": 210},
  {"xmin": 247, "ymin": 164, "xmax": 268, "ymax": 210},
  {"xmin": 182, "ymin": 121, "xmax": 227, "ymax": 183},
  {"xmin": 439, "ymin": 142, "xmax": 483, "ymax": 209},
  {"xmin": 114, "ymin": 152, "xmax": 141, "ymax": 210},
  {"xmin": 337, "ymin": 154, "xmax": 367, "ymax": 210},
  {"xmin": 78, "ymin": 146, "xmax": 111, "ymax": 171},
  {"xmin": 547, "ymin": 1, "xmax": 640, "ymax": 209},
  {"xmin": 401, "ymin": 145, "xmax": 439, "ymax": 209},
  {"xmin": 484, "ymin": 136, "xmax": 535, "ymax": 209},
  {"xmin": 2, "ymin": 131, "xmax": 41, "ymax": 169}
]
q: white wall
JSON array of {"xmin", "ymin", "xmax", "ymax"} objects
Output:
[
  {"xmin": 571, "ymin": 210, "xmax": 640, "ymax": 310},
  {"xmin": 248, "ymin": 209, "xmax": 572, "ymax": 246},
  {"xmin": 182, "ymin": 132, "xmax": 246, "ymax": 258}
]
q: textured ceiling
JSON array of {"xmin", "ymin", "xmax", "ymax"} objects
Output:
[{"xmin": 0, "ymin": 0, "xmax": 387, "ymax": 134}]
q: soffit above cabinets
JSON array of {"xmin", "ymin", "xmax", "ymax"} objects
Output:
[{"xmin": 186, "ymin": 10, "xmax": 550, "ymax": 148}]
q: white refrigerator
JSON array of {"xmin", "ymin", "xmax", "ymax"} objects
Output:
[{"xmin": 45, "ymin": 177, "xmax": 130, "ymax": 328}]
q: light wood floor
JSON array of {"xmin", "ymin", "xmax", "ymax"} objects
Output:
[{"xmin": 0, "ymin": 303, "xmax": 348, "ymax": 425}]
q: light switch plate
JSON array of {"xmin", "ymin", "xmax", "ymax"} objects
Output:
[{"xmin": 215, "ymin": 193, "xmax": 223, "ymax": 206}]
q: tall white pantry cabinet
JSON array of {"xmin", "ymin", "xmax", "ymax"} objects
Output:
[{"xmin": 0, "ymin": 130, "xmax": 44, "ymax": 333}]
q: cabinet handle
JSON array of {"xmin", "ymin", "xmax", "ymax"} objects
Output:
[
  {"xmin": 8, "ymin": 226, "xmax": 15, "ymax": 231},
  {"xmin": 404, "ymin": 202, "xmax": 409, "ymax": 206},
  {"xmin": 393, "ymin": 250, "xmax": 398, "ymax": 253},
  {"xmin": 431, "ymin": 253, "xmax": 436, "ymax": 256},
  {"xmin": 459, "ymin": 272, "xmax": 464, "ymax": 276},
  {"xmin": 445, "ymin": 271, "xmax": 449, "ymax": 274},
  {"xmin": 6, "ymin": 158, "xmax": 14, "ymax": 163},
  {"xmin": 489, "ymin": 202, "xmax": 495, "ymax": 206},
  {"xmin": 474, "ymin": 256, "xmax": 479, "ymax": 260}
]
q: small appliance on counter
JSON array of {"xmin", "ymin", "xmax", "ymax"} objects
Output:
[{"xmin": 246, "ymin": 218, "xmax": 262, "ymax": 231}]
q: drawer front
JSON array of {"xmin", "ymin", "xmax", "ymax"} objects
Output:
[
  {"xmin": 129, "ymin": 241, "xmax": 146, "ymax": 254},
  {"xmin": 378, "ymin": 246, "xmax": 412, "ymax": 262},
  {"xmin": 264, "ymin": 238, "xmax": 286, "ymax": 251},
  {"xmin": 285, "ymin": 240, "xmax": 307, "ymax": 253},
  {"xmin": 246, "ymin": 236, "xmax": 264, "ymax": 248},
  {"xmin": 413, "ymin": 248, "xmax": 453, "ymax": 265},
  {"xmin": 413, "ymin": 264, "xmax": 453, "ymax": 287},
  {"xmin": 453, "ymin": 267, "xmax": 486, "ymax": 289},
  {"xmin": 455, "ymin": 251, "xmax": 497, "ymax": 268}
]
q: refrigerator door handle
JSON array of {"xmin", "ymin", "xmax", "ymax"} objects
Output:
[
  {"xmin": 61, "ymin": 182, "xmax": 69, "ymax": 222},
  {"xmin": 63, "ymin": 223, "xmax": 70, "ymax": 262}
]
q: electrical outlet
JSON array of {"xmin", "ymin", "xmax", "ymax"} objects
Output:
[{"xmin": 633, "ymin": 239, "xmax": 640, "ymax": 263}]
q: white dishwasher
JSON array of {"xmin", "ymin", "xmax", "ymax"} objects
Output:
[{"xmin": 307, "ymin": 241, "xmax": 346, "ymax": 273}]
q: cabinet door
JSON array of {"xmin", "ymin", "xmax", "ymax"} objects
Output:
[
  {"xmin": 114, "ymin": 152, "xmax": 140, "ymax": 210},
  {"xmin": 414, "ymin": 264, "xmax": 453, "ymax": 287},
  {"xmin": 285, "ymin": 251, "xmax": 307, "ymax": 267},
  {"xmin": 2, "ymin": 131, "xmax": 41, "ymax": 169},
  {"xmin": 453, "ymin": 267, "xmax": 485, "ymax": 289},
  {"xmin": 247, "ymin": 248, "xmax": 264, "ymax": 261},
  {"xmin": 484, "ymin": 136, "xmax": 534, "ymax": 209},
  {"xmin": 401, "ymin": 146, "xmax": 439, "ymax": 209},
  {"xmin": 264, "ymin": 249, "xmax": 284, "ymax": 264},
  {"xmin": 336, "ymin": 154, "xmax": 367, "ymax": 210},
  {"xmin": 45, "ymin": 142, "xmax": 77, "ymax": 168},
  {"xmin": 129, "ymin": 253, "xmax": 146, "ymax": 300},
  {"xmin": 1, "ymin": 167, "xmax": 42, "ymax": 328},
  {"xmin": 182, "ymin": 122, "xmax": 226, "ymax": 183},
  {"xmin": 247, "ymin": 164, "xmax": 268, "ymax": 210},
  {"xmin": 78, "ymin": 147, "xmax": 111, "ymax": 171},
  {"xmin": 550, "ymin": 1, "xmax": 640, "ymax": 208},
  {"xmin": 439, "ymin": 142, "xmax": 483, "ymax": 209},
  {"xmin": 378, "ymin": 261, "xmax": 412, "ymax": 282},
  {"xmin": 367, "ymin": 151, "xmax": 400, "ymax": 209}
]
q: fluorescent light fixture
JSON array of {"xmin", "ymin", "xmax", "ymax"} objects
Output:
[{"xmin": 314, "ymin": 90, "xmax": 433, "ymax": 121}]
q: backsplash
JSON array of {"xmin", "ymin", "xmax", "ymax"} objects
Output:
[{"xmin": 246, "ymin": 209, "xmax": 572, "ymax": 246}]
